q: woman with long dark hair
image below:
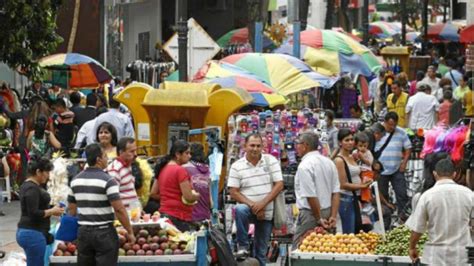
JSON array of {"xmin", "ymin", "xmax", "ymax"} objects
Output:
[
  {"xmin": 333, "ymin": 129, "xmax": 372, "ymax": 233},
  {"xmin": 16, "ymin": 157, "xmax": 64, "ymax": 266},
  {"xmin": 149, "ymin": 140, "xmax": 200, "ymax": 231},
  {"xmin": 182, "ymin": 143, "xmax": 211, "ymax": 222},
  {"xmin": 96, "ymin": 122, "xmax": 118, "ymax": 160}
]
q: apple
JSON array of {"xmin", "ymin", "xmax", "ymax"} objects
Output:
[
  {"xmin": 57, "ymin": 243, "xmax": 67, "ymax": 252},
  {"xmin": 146, "ymin": 250, "xmax": 154, "ymax": 256},
  {"xmin": 170, "ymin": 243, "xmax": 178, "ymax": 251},
  {"xmin": 150, "ymin": 243, "xmax": 159, "ymax": 251},
  {"xmin": 123, "ymin": 243, "xmax": 132, "ymax": 251},
  {"xmin": 158, "ymin": 229, "xmax": 167, "ymax": 237},
  {"xmin": 136, "ymin": 249, "xmax": 146, "ymax": 256},
  {"xmin": 160, "ymin": 242, "xmax": 169, "ymax": 250},
  {"xmin": 152, "ymin": 236, "xmax": 160, "ymax": 243},
  {"xmin": 133, "ymin": 244, "xmax": 141, "ymax": 252},
  {"xmin": 54, "ymin": 250, "xmax": 63, "ymax": 256},
  {"xmin": 173, "ymin": 249, "xmax": 182, "ymax": 255},
  {"xmin": 142, "ymin": 243, "xmax": 150, "ymax": 251},
  {"xmin": 139, "ymin": 229, "xmax": 149, "ymax": 238},
  {"xmin": 67, "ymin": 243, "xmax": 76, "ymax": 253},
  {"xmin": 164, "ymin": 249, "xmax": 173, "ymax": 255},
  {"xmin": 154, "ymin": 249, "xmax": 164, "ymax": 256},
  {"xmin": 159, "ymin": 236, "xmax": 168, "ymax": 243},
  {"xmin": 118, "ymin": 248, "xmax": 126, "ymax": 256},
  {"xmin": 138, "ymin": 237, "xmax": 146, "ymax": 246},
  {"xmin": 64, "ymin": 251, "xmax": 72, "ymax": 256},
  {"xmin": 126, "ymin": 250, "xmax": 135, "ymax": 256}
]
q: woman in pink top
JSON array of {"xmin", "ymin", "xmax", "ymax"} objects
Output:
[{"xmin": 437, "ymin": 90, "xmax": 453, "ymax": 127}]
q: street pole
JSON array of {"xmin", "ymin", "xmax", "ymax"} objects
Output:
[
  {"xmin": 292, "ymin": 0, "xmax": 300, "ymax": 58},
  {"xmin": 177, "ymin": 0, "xmax": 188, "ymax": 82},
  {"xmin": 422, "ymin": 0, "xmax": 428, "ymax": 54},
  {"xmin": 401, "ymin": 0, "xmax": 407, "ymax": 46},
  {"xmin": 362, "ymin": 0, "xmax": 369, "ymax": 45}
]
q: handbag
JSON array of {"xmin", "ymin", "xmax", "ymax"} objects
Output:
[
  {"xmin": 264, "ymin": 155, "xmax": 287, "ymax": 229},
  {"xmin": 337, "ymin": 156, "xmax": 369, "ymax": 233},
  {"xmin": 55, "ymin": 214, "xmax": 79, "ymax": 242}
]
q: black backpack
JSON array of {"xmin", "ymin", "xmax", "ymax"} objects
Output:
[{"xmin": 209, "ymin": 226, "xmax": 237, "ymax": 266}]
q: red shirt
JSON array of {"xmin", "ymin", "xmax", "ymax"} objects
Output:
[{"xmin": 158, "ymin": 164, "xmax": 192, "ymax": 221}]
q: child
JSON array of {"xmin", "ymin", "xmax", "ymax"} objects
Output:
[{"xmin": 353, "ymin": 132, "xmax": 374, "ymax": 202}]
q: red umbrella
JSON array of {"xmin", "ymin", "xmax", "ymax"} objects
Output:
[
  {"xmin": 427, "ymin": 22, "xmax": 460, "ymax": 42},
  {"xmin": 460, "ymin": 24, "xmax": 474, "ymax": 43}
]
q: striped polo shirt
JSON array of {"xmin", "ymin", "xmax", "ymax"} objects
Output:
[
  {"xmin": 68, "ymin": 168, "xmax": 120, "ymax": 226},
  {"xmin": 375, "ymin": 126, "xmax": 412, "ymax": 175},
  {"xmin": 106, "ymin": 158, "xmax": 139, "ymax": 209},
  {"xmin": 228, "ymin": 154, "xmax": 283, "ymax": 221}
]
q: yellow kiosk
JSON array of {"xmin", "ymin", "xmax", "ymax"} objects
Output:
[{"xmin": 380, "ymin": 46, "xmax": 410, "ymax": 75}]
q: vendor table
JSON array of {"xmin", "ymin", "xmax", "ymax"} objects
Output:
[
  {"xmin": 290, "ymin": 251, "xmax": 414, "ymax": 266},
  {"xmin": 49, "ymin": 231, "xmax": 209, "ymax": 266}
]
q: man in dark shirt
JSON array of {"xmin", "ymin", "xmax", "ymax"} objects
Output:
[
  {"xmin": 74, "ymin": 93, "xmax": 97, "ymax": 129},
  {"xmin": 68, "ymin": 144, "xmax": 135, "ymax": 266},
  {"xmin": 52, "ymin": 98, "xmax": 75, "ymax": 153}
]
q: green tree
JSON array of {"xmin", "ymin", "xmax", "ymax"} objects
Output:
[{"xmin": 0, "ymin": 0, "xmax": 63, "ymax": 80}]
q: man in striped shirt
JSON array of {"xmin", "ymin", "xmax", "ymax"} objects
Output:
[
  {"xmin": 68, "ymin": 143, "xmax": 135, "ymax": 266},
  {"xmin": 228, "ymin": 133, "xmax": 284, "ymax": 266},
  {"xmin": 107, "ymin": 137, "xmax": 139, "ymax": 209}
]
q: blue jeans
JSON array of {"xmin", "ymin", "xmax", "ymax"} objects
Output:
[
  {"xmin": 379, "ymin": 171, "xmax": 409, "ymax": 213},
  {"xmin": 339, "ymin": 194, "xmax": 356, "ymax": 234},
  {"xmin": 16, "ymin": 228, "xmax": 46, "ymax": 266},
  {"xmin": 234, "ymin": 204, "xmax": 272, "ymax": 266}
]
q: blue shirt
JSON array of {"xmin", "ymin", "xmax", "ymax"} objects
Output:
[
  {"xmin": 375, "ymin": 127, "xmax": 411, "ymax": 175},
  {"xmin": 444, "ymin": 69, "xmax": 463, "ymax": 87}
]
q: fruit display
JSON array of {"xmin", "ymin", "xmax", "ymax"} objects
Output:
[
  {"xmin": 117, "ymin": 225, "xmax": 191, "ymax": 256},
  {"xmin": 298, "ymin": 232, "xmax": 371, "ymax": 255},
  {"xmin": 375, "ymin": 225, "xmax": 429, "ymax": 256},
  {"xmin": 356, "ymin": 231, "xmax": 381, "ymax": 253},
  {"xmin": 53, "ymin": 241, "xmax": 78, "ymax": 256}
]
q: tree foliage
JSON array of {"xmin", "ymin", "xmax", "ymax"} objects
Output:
[{"xmin": 0, "ymin": 0, "xmax": 63, "ymax": 80}]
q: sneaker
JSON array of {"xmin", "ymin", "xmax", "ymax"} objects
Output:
[
  {"xmin": 0, "ymin": 211, "xmax": 5, "ymax": 216},
  {"xmin": 235, "ymin": 249, "xmax": 249, "ymax": 261}
]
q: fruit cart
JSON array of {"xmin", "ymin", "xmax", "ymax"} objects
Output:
[
  {"xmin": 49, "ymin": 223, "xmax": 209, "ymax": 266},
  {"xmin": 290, "ymin": 252, "xmax": 413, "ymax": 266}
]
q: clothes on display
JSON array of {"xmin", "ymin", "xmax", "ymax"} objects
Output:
[
  {"xmin": 126, "ymin": 60, "xmax": 177, "ymax": 87},
  {"xmin": 221, "ymin": 43, "xmax": 252, "ymax": 57}
]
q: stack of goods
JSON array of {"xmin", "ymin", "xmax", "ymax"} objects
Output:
[
  {"xmin": 227, "ymin": 109, "xmax": 323, "ymax": 165},
  {"xmin": 356, "ymin": 231, "xmax": 381, "ymax": 253},
  {"xmin": 466, "ymin": 44, "xmax": 474, "ymax": 72},
  {"xmin": 297, "ymin": 227, "xmax": 376, "ymax": 255},
  {"xmin": 375, "ymin": 225, "xmax": 428, "ymax": 256},
  {"xmin": 420, "ymin": 125, "xmax": 468, "ymax": 163},
  {"xmin": 117, "ymin": 226, "xmax": 193, "ymax": 256},
  {"xmin": 47, "ymin": 158, "xmax": 72, "ymax": 206},
  {"xmin": 53, "ymin": 241, "xmax": 78, "ymax": 257}
]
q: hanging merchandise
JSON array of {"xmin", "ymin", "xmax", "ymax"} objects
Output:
[
  {"xmin": 126, "ymin": 60, "xmax": 177, "ymax": 87},
  {"xmin": 221, "ymin": 43, "xmax": 253, "ymax": 57}
]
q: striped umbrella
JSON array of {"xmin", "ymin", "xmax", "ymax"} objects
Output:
[
  {"xmin": 275, "ymin": 29, "xmax": 382, "ymax": 76},
  {"xmin": 203, "ymin": 76, "xmax": 275, "ymax": 93},
  {"xmin": 250, "ymin": 92, "xmax": 288, "ymax": 107},
  {"xmin": 216, "ymin": 27, "xmax": 275, "ymax": 49},
  {"xmin": 406, "ymin": 32, "xmax": 421, "ymax": 43},
  {"xmin": 221, "ymin": 53, "xmax": 329, "ymax": 95},
  {"xmin": 427, "ymin": 22, "xmax": 461, "ymax": 42},
  {"xmin": 39, "ymin": 53, "xmax": 112, "ymax": 88},
  {"xmin": 369, "ymin": 21, "xmax": 399, "ymax": 38}
]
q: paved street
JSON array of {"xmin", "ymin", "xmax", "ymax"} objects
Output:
[{"xmin": 0, "ymin": 200, "xmax": 23, "ymax": 262}]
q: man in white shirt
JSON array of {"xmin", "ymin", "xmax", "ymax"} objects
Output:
[
  {"xmin": 407, "ymin": 158, "xmax": 473, "ymax": 266},
  {"xmin": 369, "ymin": 70, "xmax": 386, "ymax": 114},
  {"xmin": 420, "ymin": 65, "xmax": 442, "ymax": 101},
  {"xmin": 228, "ymin": 134, "xmax": 284, "ymax": 265},
  {"xmin": 405, "ymin": 84, "xmax": 439, "ymax": 130},
  {"xmin": 88, "ymin": 98, "xmax": 135, "ymax": 144},
  {"xmin": 293, "ymin": 132, "xmax": 340, "ymax": 246}
]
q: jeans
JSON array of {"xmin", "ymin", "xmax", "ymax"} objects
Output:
[
  {"xmin": 16, "ymin": 228, "xmax": 46, "ymax": 266},
  {"xmin": 234, "ymin": 204, "xmax": 273, "ymax": 266},
  {"xmin": 379, "ymin": 171, "xmax": 409, "ymax": 214},
  {"xmin": 77, "ymin": 224, "xmax": 119, "ymax": 266},
  {"xmin": 339, "ymin": 194, "xmax": 356, "ymax": 234}
]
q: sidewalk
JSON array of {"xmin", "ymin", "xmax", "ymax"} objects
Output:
[{"xmin": 0, "ymin": 200, "xmax": 23, "ymax": 261}]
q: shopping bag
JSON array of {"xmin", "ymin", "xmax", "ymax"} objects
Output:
[{"xmin": 55, "ymin": 215, "xmax": 79, "ymax": 241}]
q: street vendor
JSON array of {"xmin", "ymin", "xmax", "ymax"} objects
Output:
[
  {"xmin": 406, "ymin": 158, "xmax": 473, "ymax": 266},
  {"xmin": 150, "ymin": 140, "xmax": 200, "ymax": 232}
]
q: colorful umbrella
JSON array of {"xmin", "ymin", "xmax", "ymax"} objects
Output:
[
  {"xmin": 39, "ymin": 53, "xmax": 112, "ymax": 88},
  {"xmin": 221, "ymin": 53, "xmax": 325, "ymax": 95},
  {"xmin": 460, "ymin": 24, "xmax": 474, "ymax": 43},
  {"xmin": 276, "ymin": 29, "xmax": 382, "ymax": 76},
  {"xmin": 204, "ymin": 76, "xmax": 275, "ymax": 93},
  {"xmin": 216, "ymin": 27, "xmax": 275, "ymax": 49},
  {"xmin": 427, "ymin": 22, "xmax": 460, "ymax": 42},
  {"xmin": 406, "ymin": 32, "xmax": 421, "ymax": 43},
  {"xmin": 369, "ymin": 21, "xmax": 399, "ymax": 38},
  {"xmin": 250, "ymin": 92, "xmax": 288, "ymax": 107}
]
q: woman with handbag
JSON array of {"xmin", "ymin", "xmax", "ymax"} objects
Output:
[
  {"xmin": 334, "ymin": 129, "xmax": 372, "ymax": 234},
  {"xmin": 16, "ymin": 156, "xmax": 64, "ymax": 266}
]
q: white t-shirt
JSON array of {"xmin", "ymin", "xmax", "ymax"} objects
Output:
[
  {"xmin": 420, "ymin": 77, "xmax": 442, "ymax": 101},
  {"xmin": 294, "ymin": 151, "xmax": 340, "ymax": 210},
  {"xmin": 405, "ymin": 92, "xmax": 440, "ymax": 130}
]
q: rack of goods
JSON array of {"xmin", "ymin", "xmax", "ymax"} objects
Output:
[
  {"xmin": 290, "ymin": 225, "xmax": 428, "ymax": 265},
  {"xmin": 49, "ymin": 215, "xmax": 208, "ymax": 265}
]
